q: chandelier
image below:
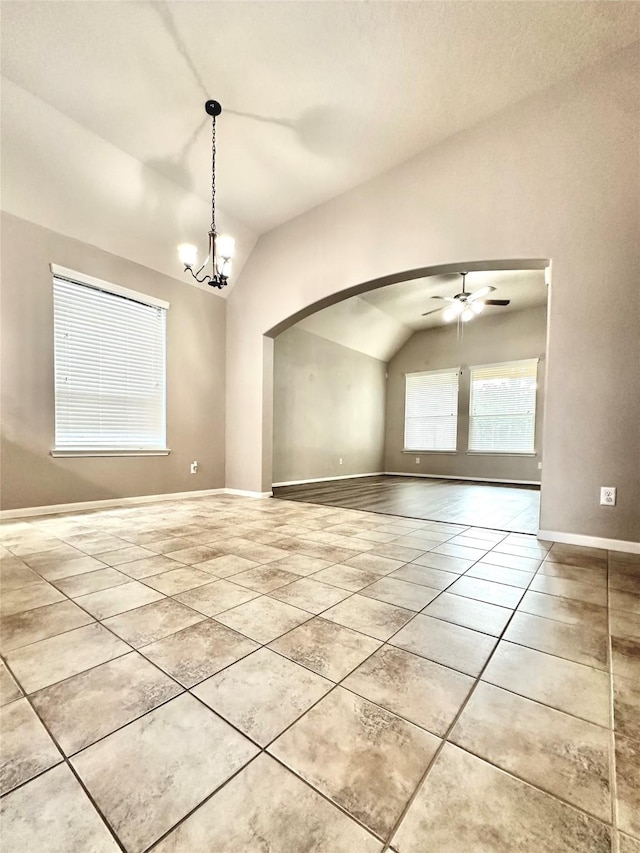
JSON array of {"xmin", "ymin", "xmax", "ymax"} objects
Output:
[{"xmin": 178, "ymin": 100, "xmax": 235, "ymax": 289}]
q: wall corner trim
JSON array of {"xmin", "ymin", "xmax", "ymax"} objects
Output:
[
  {"xmin": 0, "ymin": 488, "xmax": 227, "ymax": 519},
  {"xmin": 538, "ymin": 529, "xmax": 640, "ymax": 555}
]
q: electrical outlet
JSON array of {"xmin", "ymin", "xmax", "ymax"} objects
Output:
[
  {"xmin": 339, "ymin": 458, "xmax": 343, "ymax": 465},
  {"xmin": 415, "ymin": 457, "xmax": 420, "ymax": 464},
  {"xmin": 190, "ymin": 461, "xmax": 198, "ymax": 474},
  {"xmin": 537, "ymin": 462, "xmax": 542, "ymax": 470},
  {"xmin": 600, "ymin": 487, "xmax": 616, "ymax": 506}
]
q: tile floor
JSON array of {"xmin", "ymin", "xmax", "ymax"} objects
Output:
[{"xmin": 0, "ymin": 494, "xmax": 638, "ymax": 852}]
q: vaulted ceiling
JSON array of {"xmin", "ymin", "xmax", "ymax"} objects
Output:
[{"xmin": 2, "ymin": 2, "xmax": 638, "ymax": 284}]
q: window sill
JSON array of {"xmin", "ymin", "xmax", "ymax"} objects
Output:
[
  {"xmin": 466, "ymin": 451, "xmax": 536, "ymax": 457},
  {"xmin": 402, "ymin": 449, "xmax": 457, "ymax": 455},
  {"xmin": 51, "ymin": 449, "xmax": 171, "ymax": 458}
]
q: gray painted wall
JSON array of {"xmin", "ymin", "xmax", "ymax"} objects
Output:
[
  {"xmin": 273, "ymin": 326, "xmax": 386, "ymax": 484},
  {"xmin": 1, "ymin": 213, "xmax": 226, "ymax": 509},
  {"xmin": 385, "ymin": 307, "xmax": 547, "ymax": 482},
  {"xmin": 226, "ymin": 47, "xmax": 640, "ymax": 543}
]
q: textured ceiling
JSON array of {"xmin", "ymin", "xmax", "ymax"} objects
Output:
[
  {"xmin": 2, "ymin": 1, "xmax": 638, "ymax": 235},
  {"xmin": 296, "ymin": 270, "xmax": 547, "ymax": 361}
]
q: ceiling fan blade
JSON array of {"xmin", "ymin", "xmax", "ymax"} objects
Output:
[
  {"xmin": 467, "ymin": 285, "xmax": 496, "ymax": 302},
  {"xmin": 421, "ymin": 307, "xmax": 444, "ymax": 316},
  {"xmin": 484, "ymin": 299, "xmax": 510, "ymax": 306},
  {"xmin": 431, "ymin": 295, "xmax": 457, "ymax": 302}
]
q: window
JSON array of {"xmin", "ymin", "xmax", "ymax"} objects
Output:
[
  {"xmin": 404, "ymin": 369, "xmax": 459, "ymax": 452},
  {"xmin": 52, "ymin": 267, "xmax": 168, "ymax": 454},
  {"xmin": 468, "ymin": 359, "xmax": 538, "ymax": 454}
]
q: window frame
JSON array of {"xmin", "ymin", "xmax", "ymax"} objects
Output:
[
  {"xmin": 50, "ymin": 265, "xmax": 170, "ymax": 458},
  {"xmin": 467, "ymin": 358, "xmax": 539, "ymax": 456},
  {"xmin": 403, "ymin": 367, "xmax": 460, "ymax": 453}
]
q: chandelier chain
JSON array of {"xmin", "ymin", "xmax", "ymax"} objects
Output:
[{"xmin": 211, "ymin": 116, "xmax": 216, "ymax": 233}]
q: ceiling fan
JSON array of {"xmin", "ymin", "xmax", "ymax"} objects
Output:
[{"xmin": 422, "ymin": 272, "xmax": 510, "ymax": 323}]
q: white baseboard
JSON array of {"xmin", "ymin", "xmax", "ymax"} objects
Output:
[
  {"xmin": 0, "ymin": 488, "xmax": 227, "ymax": 520},
  {"xmin": 224, "ymin": 489, "xmax": 273, "ymax": 499},
  {"xmin": 272, "ymin": 472, "xmax": 384, "ymax": 488},
  {"xmin": 538, "ymin": 529, "xmax": 640, "ymax": 555},
  {"xmin": 385, "ymin": 472, "xmax": 540, "ymax": 486}
]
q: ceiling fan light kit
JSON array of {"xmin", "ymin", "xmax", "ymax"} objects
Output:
[
  {"xmin": 178, "ymin": 99, "xmax": 235, "ymax": 289},
  {"xmin": 423, "ymin": 272, "xmax": 511, "ymax": 323}
]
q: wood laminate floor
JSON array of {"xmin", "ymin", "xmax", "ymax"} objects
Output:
[{"xmin": 273, "ymin": 475, "xmax": 541, "ymax": 534}]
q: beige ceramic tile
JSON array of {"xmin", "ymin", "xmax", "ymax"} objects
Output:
[
  {"xmin": 620, "ymin": 834, "xmax": 640, "ymax": 853},
  {"xmin": 431, "ymin": 542, "xmax": 488, "ymax": 562},
  {"xmin": 504, "ymin": 611, "xmax": 608, "ymax": 670},
  {"xmin": 529, "ymin": 574, "xmax": 607, "ymax": 606},
  {"xmin": 153, "ymin": 754, "xmax": 382, "ymax": 852},
  {"xmin": 410, "ymin": 552, "xmax": 474, "ymax": 574},
  {"xmin": 392, "ymin": 743, "xmax": 611, "ymax": 853},
  {"xmin": 141, "ymin": 566, "xmax": 213, "ymax": 595},
  {"xmin": 94, "ymin": 545, "xmax": 157, "ymax": 566},
  {"xmin": 194, "ymin": 648, "xmax": 332, "ymax": 745},
  {"xmin": 34, "ymin": 555, "xmax": 109, "ymax": 582},
  {"xmin": 0, "ymin": 698, "xmax": 61, "ymax": 795},
  {"xmin": 264, "ymin": 553, "xmax": 332, "ymax": 576},
  {"xmin": 0, "ymin": 582, "xmax": 65, "ymax": 617},
  {"xmin": 268, "ymin": 577, "xmax": 351, "ymax": 613},
  {"xmin": 422, "ymin": 592, "xmax": 512, "ymax": 636},
  {"xmin": 391, "ymin": 613, "xmax": 497, "ymax": 676},
  {"xmin": 311, "ymin": 563, "xmax": 381, "ymax": 591},
  {"xmin": 343, "ymin": 644, "xmax": 473, "ymax": 735},
  {"xmin": 610, "ymin": 589, "xmax": 640, "ymax": 615},
  {"xmin": 344, "ymin": 553, "xmax": 406, "ymax": 576},
  {"xmin": 140, "ymin": 619, "xmax": 258, "ymax": 687},
  {"xmin": 475, "ymin": 551, "xmax": 541, "ymax": 572},
  {"xmin": 538, "ymin": 561, "xmax": 607, "ymax": 586},
  {"xmin": 214, "ymin": 596, "xmax": 311, "ymax": 644},
  {"xmin": 30, "ymin": 652, "xmax": 182, "ymax": 755},
  {"xmin": 76, "ymin": 581, "xmax": 164, "ymax": 619},
  {"xmin": 483, "ymin": 641, "xmax": 610, "ymax": 726},
  {"xmin": 612, "ymin": 636, "xmax": 640, "ymax": 681},
  {"xmin": 322, "ymin": 594, "xmax": 414, "ymax": 641},
  {"xmin": 0, "ymin": 661, "xmax": 22, "ymax": 706},
  {"xmin": 467, "ymin": 561, "xmax": 533, "ymax": 588},
  {"xmin": 194, "ymin": 554, "xmax": 259, "ymax": 578},
  {"xmin": 269, "ymin": 616, "xmax": 381, "ymax": 681},
  {"xmin": 610, "ymin": 609, "xmax": 640, "ymax": 642},
  {"xmin": 52, "ymin": 567, "xmax": 130, "ymax": 598},
  {"xmin": 231, "ymin": 564, "xmax": 300, "ymax": 592},
  {"xmin": 448, "ymin": 575, "xmax": 524, "ymax": 608},
  {"xmin": 102, "ymin": 599, "xmax": 205, "ymax": 648},
  {"xmin": 71, "ymin": 693, "xmax": 258, "ymax": 853},
  {"xmin": 518, "ymin": 590, "xmax": 608, "ymax": 630},
  {"xmin": 614, "ymin": 675, "xmax": 640, "ymax": 741},
  {"xmin": 616, "ymin": 735, "xmax": 640, "ymax": 839},
  {"xmin": 269, "ymin": 686, "xmax": 440, "ymax": 838},
  {"xmin": 165, "ymin": 545, "xmax": 225, "ymax": 565},
  {"xmin": 0, "ymin": 764, "xmax": 121, "ymax": 852},
  {"xmin": 173, "ymin": 578, "xmax": 260, "ymax": 615},
  {"xmin": 389, "ymin": 563, "xmax": 458, "ymax": 590},
  {"xmin": 115, "ymin": 554, "xmax": 183, "ymax": 580},
  {"xmin": 5, "ymin": 622, "xmax": 130, "ymax": 693},
  {"xmin": 0, "ymin": 600, "xmax": 95, "ymax": 652},
  {"xmin": 0, "ymin": 561, "xmax": 42, "ymax": 592},
  {"xmin": 360, "ymin": 576, "xmax": 440, "ymax": 610},
  {"xmin": 451, "ymin": 682, "xmax": 611, "ymax": 821}
]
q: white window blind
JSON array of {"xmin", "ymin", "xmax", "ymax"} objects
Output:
[
  {"xmin": 53, "ymin": 275, "xmax": 167, "ymax": 451},
  {"xmin": 404, "ymin": 369, "xmax": 459, "ymax": 451},
  {"xmin": 468, "ymin": 359, "xmax": 538, "ymax": 454}
]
